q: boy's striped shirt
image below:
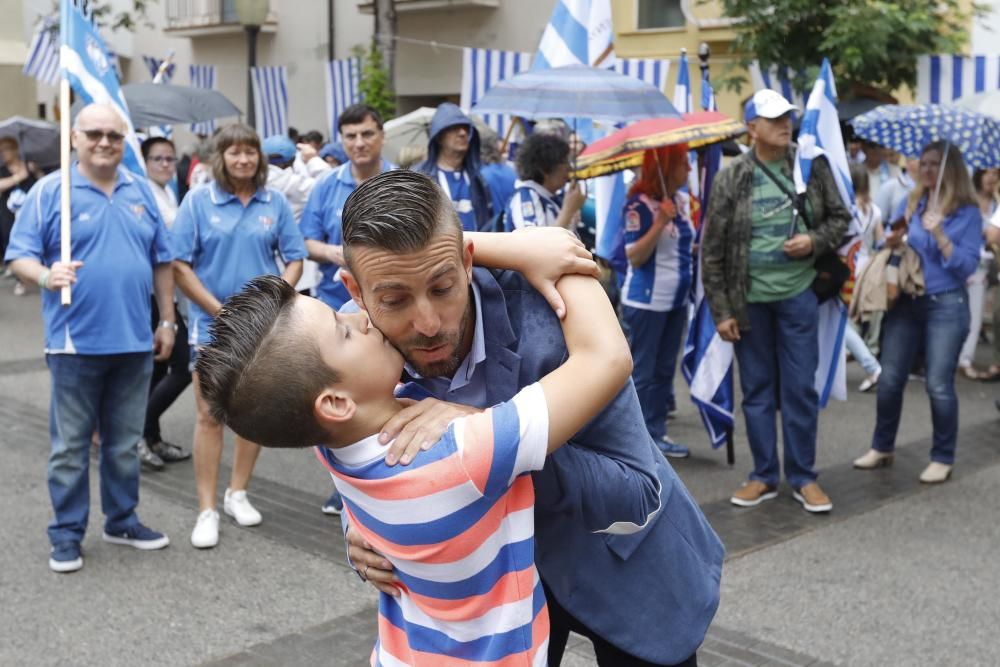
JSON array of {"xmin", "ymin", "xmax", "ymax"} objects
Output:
[{"xmin": 316, "ymin": 383, "xmax": 550, "ymax": 666}]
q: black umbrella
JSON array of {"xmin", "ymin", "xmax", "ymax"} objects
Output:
[
  {"xmin": 0, "ymin": 116, "xmax": 60, "ymax": 168},
  {"xmin": 72, "ymin": 83, "xmax": 242, "ymax": 128}
]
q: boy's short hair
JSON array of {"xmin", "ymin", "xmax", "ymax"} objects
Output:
[{"xmin": 196, "ymin": 275, "xmax": 340, "ymax": 448}]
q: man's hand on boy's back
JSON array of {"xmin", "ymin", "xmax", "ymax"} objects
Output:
[{"xmin": 379, "ymin": 398, "xmax": 481, "ymax": 466}]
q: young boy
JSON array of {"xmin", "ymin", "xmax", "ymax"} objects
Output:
[{"xmin": 195, "ymin": 259, "xmax": 631, "ymax": 665}]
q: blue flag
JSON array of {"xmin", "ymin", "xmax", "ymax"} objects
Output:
[{"xmin": 60, "ymin": 0, "xmax": 145, "ymax": 175}]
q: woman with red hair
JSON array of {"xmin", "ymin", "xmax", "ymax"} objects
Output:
[{"xmin": 621, "ymin": 144, "xmax": 694, "ymax": 458}]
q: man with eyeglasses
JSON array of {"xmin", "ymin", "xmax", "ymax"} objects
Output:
[
  {"xmin": 299, "ymin": 103, "xmax": 395, "ymax": 516},
  {"xmin": 5, "ymin": 104, "xmax": 175, "ymax": 572}
]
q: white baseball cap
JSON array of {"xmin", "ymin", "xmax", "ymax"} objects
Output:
[{"xmin": 744, "ymin": 89, "xmax": 798, "ymax": 122}]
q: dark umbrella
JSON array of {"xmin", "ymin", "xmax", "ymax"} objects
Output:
[
  {"xmin": 73, "ymin": 83, "xmax": 242, "ymax": 128},
  {"xmin": 0, "ymin": 116, "xmax": 59, "ymax": 168}
]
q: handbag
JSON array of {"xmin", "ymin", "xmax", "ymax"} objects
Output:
[{"xmin": 750, "ymin": 154, "xmax": 849, "ymax": 303}]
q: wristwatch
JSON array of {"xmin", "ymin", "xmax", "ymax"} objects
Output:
[{"xmin": 158, "ymin": 320, "xmax": 178, "ymax": 332}]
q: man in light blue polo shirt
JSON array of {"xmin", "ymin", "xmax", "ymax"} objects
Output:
[
  {"xmin": 301, "ymin": 104, "xmax": 394, "ymax": 312},
  {"xmin": 5, "ymin": 104, "xmax": 175, "ymax": 573}
]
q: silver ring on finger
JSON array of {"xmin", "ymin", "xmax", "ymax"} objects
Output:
[{"xmin": 363, "ymin": 564, "xmax": 370, "ymax": 580}]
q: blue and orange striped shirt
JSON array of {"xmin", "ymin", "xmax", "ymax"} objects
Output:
[{"xmin": 316, "ymin": 383, "xmax": 550, "ymax": 667}]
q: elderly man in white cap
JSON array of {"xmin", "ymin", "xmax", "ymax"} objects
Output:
[{"xmin": 700, "ymin": 90, "xmax": 851, "ymax": 514}]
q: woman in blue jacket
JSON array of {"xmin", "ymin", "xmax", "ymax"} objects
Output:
[{"xmin": 854, "ymin": 141, "xmax": 983, "ymax": 483}]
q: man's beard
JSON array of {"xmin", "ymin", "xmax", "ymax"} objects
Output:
[{"xmin": 403, "ymin": 302, "xmax": 471, "ymax": 379}]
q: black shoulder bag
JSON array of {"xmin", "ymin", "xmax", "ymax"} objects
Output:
[{"xmin": 750, "ymin": 154, "xmax": 849, "ymax": 303}]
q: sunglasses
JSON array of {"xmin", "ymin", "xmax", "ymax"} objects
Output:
[{"xmin": 79, "ymin": 129, "xmax": 126, "ymax": 144}]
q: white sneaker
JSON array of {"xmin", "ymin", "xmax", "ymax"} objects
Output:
[
  {"xmin": 190, "ymin": 509, "xmax": 220, "ymax": 549},
  {"xmin": 858, "ymin": 368, "xmax": 881, "ymax": 393},
  {"xmin": 224, "ymin": 488, "xmax": 262, "ymax": 526}
]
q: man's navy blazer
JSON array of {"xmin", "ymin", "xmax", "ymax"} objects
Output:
[{"xmin": 404, "ymin": 268, "xmax": 724, "ymax": 665}]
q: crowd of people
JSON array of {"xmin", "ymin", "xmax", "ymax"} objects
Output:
[{"xmin": 1, "ymin": 88, "xmax": 998, "ymax": 666}]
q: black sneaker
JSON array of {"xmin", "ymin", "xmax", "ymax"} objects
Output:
[
  {"xmin": 150, "ymin": 439, "xmax": 191, "ymax": 462},
  {"xmin": 49, "ymin": 542, "xmax": 83, "ymax": 573},
  {"xmin": 103, "ymin": 523, "xmax": 170, "ymax": 550},
  {"xmin": 321, "ymin": 489, "xmax": 344, "ymax": 515},
  {"xmin": 137, "ymin": 439, "xmax": 165, "ymax": 471}
]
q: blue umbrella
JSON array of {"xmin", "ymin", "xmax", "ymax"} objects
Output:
[
  {"xmin": 850, "ymin": 104, "xmax": 1000, "ymax": 169},
  {"xmin": 471, "ymin": 65, "xmax": 679, "ymax": 122}
]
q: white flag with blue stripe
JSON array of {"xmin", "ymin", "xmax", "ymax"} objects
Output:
[
  {"xmin": 460, "ymin": 48, "xmax": 533, "ymax": 137},
  {"xmin": 325, "ymin": 58, "xmax": 361, "ymax": 140},
  {"xmin": 142, "ymin": 55, "xmax": 174, "ymax": 83},
  {"xmin": 251, "ymin": 65, "xmax": 289, "ymax": 138},
  {"xmin": 60, "ymin": 0, "xmax": 144, "ymax": 175},
  {"xmin": 534, "ymin": 0, "xmax": 615, "ymax": 70},
  {"xmin": 917, "ymin": 54, "xmax": 1000, "ymax": 104},
  {"xmin": 672, "ymin": 51, "xmax": 701, "ymax": 197},
  {"xmin": 615, "ymin": 58, "xmax": 671, "ymax": 92},
  {"xmin": 682, "ymin": 68, "xmax": 734, "ymax": 449},
  {"xmin": 749, "ymin": 60, "xmax": 805, "ymax": 109},
  {"xmin": 793, "ymin": 58, "xmax": 855, "ymax": 407},
  {"xmin": 23, "ymin": 22, "xmax": 60, "ymax": 86},
  {"xmin": 189, "ymin": 64, "xmax": 217, "ymax": 136}
]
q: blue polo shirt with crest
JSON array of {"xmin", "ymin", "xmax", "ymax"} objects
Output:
[
  {"xmin": 299, "ymin": 160, "xmax": 394, "ymax": 309},
  {"xmin": 171, "ymin": 182, "xmax": 307, "ymax": 345},
  {"xmin": 5, "ymin": 163, "xmax": 173, "ymax": 355}
]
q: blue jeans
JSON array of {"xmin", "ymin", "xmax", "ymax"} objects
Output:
[
  {"xmin": 871, "ymin": 289, "xmax": 969, "ymax": 464},
  {"xmin": 623, "ymin": 305, "xmax": 687, "ymax": 441},
  {"xmin": 46, "ymin": 352, "xmax": 153, "ymax": 546},
  {"xmin": 734, "ymin": 288, "xmax": 820, "ymax": 489},
  {"xmin": 844, "ymin": 321, "xmax": 881, "ymax": 376}
]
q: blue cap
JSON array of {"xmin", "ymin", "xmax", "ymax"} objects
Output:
[
  {"xmin": 262, "ymin": 135, "xmax": 296, "ymax": 163},
  {"xmin": 319, "ymin": 141, "xmax": 348, "ymax": 164}
]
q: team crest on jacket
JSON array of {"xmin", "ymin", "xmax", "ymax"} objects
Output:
[
  {"xmin": 259, "ymin": 215, "xmax": 274, "ymax": 228},
  {"xmin": 130, "ymin": 204, "xmax": 145, "ymax": 218},
  {"xmin": 625, "ymin": 210, "xmax": 641, "ymax": 232}
]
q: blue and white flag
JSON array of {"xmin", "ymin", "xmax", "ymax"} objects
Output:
[
  {"xmin": 142, "ymin": 55, "xmax": 174, "ymax": 83},
  {"xmin": 189, "ymin": 64, "xmax": 217, "ymax": 136},
  {"xmin": 794, "ymin": 58, "xmax": 855, "ymax": 406},
  {"xmin": 672, "ymin": 51, "xmax": 701, "ymax": 197},
  {"xmin": 917, "ymin": 54, "xmax": 1000, "ymax": 104},
  {"xmin": 616, "ymin": 58, "xmax": 671, "ymax": 92},
  {"xmin": 325, "ymin": 57, "xmax": 360, "ymax": 140},
  {"xmin": 23, "ymin": 22, "xmax": 60, "ymax": 86},
  {"xmin": 682, "ymin": 67, "xmax": 734, "ymax": 449},
  {"xmin": 749, "ymin": 60, "xmax": 805, "ymax": 109},
  {"xmin": 533, "ymin": 0, "xmax": 615, "ymax": 71},
  {"xmin": 461, "ymin": 48, "xmax": 533, "ymax": 137},
  {"xmin": 60, "ymin": 0, "xmax": 144, "ymax": 175},
  {"xmin": 250, "ymin": 65, "xmax": 289, "ymax": 138}
]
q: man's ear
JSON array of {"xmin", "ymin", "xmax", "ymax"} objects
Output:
[
  {"xmin": 341, "ymin": 270, "xmax": 366, "ymax": 311},
  {"xmin": 462, "ymin": 239, "xmax": 474, "ymax": 280},
  {"xmin": 314, "ymin": 388, "xmax": 356, "ymax": 431}
]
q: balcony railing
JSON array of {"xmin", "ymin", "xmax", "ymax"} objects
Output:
[
  {"xmin": 165, "ymin": 0, "xmax": 278, "ymax": 36},
  {"xmin": 357, "ymin": 0, "xmax": 499, "ymax": 14}
]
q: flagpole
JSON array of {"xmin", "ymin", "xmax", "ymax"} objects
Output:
[
  {"xmin": 59, "ymin": 2, "xmax": 72, "ymax": 306},
  {"xmin": 725, "ymin": 428, "xmax": 734, "ymax": 466}
]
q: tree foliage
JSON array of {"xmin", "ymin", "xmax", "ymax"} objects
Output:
[
  {"xmin": 43, "ymin": 1, "xmax": 156, "ymax": 32},
  {"xmin": 354, "ymin": 41, "xmax": 397, "ymax": 122},
  {"xmin": 714, "ymin": 0, "xmax": 987, "ymax": 96}
]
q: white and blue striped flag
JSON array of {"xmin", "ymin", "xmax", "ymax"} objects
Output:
[
  {"xmin": 250, "ymin": 65, "xmax": 289, "ymax": 138},
  {"xmin": 672, "ymin": 51, "xmax": 701, "ymax": 197},
  {"xmin": 533, "ymin": 0, "xmax": 615, "ymax": 71},
  {"xmin": 460, "ymin": 48, "xmax": 533, "ymax": 137},
  {"xmin": 615, "ymin": 58, "xmax": 671, "ymax": 92},
  {"xmin": 917, "ymin": 54, "xmax": 1000, "ymax": 104},
  {"xmin": 749, "ymin": 60, "xmax": 805, "ymax": 109},
  {"xmin": 325, "ymin": 58, "xmax": 361, "ymax": 140},
  {"xmin": 794, "ymin": 58, "xmax": 856, "ymax": 407},
  {"xmin": 682, "ymin": 68, "xmax": 734, "ymax": 449},
  {"xmin": 23, "ymin": 21, "xmax": 60, "ymax": 86},
  {"xmin": 142, "ymin": 55, "xmax": 174, "ymax": 83},
  {"xmin": 189, "ymin": 64, "xmax": 217, "ymax": 136},
  {"xmin": 60, "ymin": 0, "xmax": 144, "ymax": 175}
]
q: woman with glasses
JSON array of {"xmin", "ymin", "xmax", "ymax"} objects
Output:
[
  {"xmin": 172, "ymin": 124, "xmax": 307, "ymax": 548},
  {"xmin": 137, "ymin": 137, "xmax": 192, "ymax": 471},
  {"xmin": 854, "ymin": 141, "xmax": 983, "ymax": 483}
]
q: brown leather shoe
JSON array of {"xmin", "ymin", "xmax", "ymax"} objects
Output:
[
  {"xmin": 730, "ymin": 480, "xmax": 778, "ymax": 507},
  {"xmin": 793, "ymin": 482, "xmax": 832, "ymax": 513}
]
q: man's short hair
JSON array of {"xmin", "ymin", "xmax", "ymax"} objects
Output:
[
  {"xmin": 302, "ymin": 130, "xmax": 324, "ymax": 145},
  {"xmin": 341, "ymin": 170, "xmax": 462, "ymax": 270},
  {"xmin": 211, "ymin": 123, "xmax": 269, "ymax": 193},
  {"xmin": 140, "ymin": 136, "xmax": 175, "ymax": 160},
  {"xmin": 338, "ymin": 104, "xmax": 384, "ymax": 132},
  {"xmin": 515, "ymin": 133, "xmax": 570, "ymax": 184},
  {"xmin": 195, "ymin": 275, "xmax": 340, "ymax": 448}
]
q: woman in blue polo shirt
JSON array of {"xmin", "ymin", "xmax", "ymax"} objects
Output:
[
  {"xmin": 172, "ymin": 124, "xmax": 307, "ymax": 549},
  {"xmin": 621, "ymin": 144, "xmax": 694, "ymax": 459}
]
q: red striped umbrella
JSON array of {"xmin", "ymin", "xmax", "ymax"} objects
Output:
[{"xmin": 573, "ymin": 111, "xmax": 746, "ymax": 179}]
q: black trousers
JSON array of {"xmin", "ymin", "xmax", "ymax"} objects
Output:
[
  {"xmin": 545, "ymin": 582, "xmax": 697, "ymax": 667},
  {"xmin": 144, "ymin": 297, "xmax": 192, "ymax": 442}
]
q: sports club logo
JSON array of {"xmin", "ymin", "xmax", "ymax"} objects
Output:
[
  {"xmin": 258, "ymin": 215, "xmax": 274, "ymax": 228},
  {"xmin": 130, "ymin": 203, "xmax": 146, "ymax": 219},
  {"xmin": 625, "ymin": 210, "xmax": 641, "ymax": 232},
  {"xmin": 85, "ymin": 36, "xmax": 111, "ymax": 76}
]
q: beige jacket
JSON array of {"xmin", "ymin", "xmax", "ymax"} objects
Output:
[{"xmin": 849, "ymin": 246, "xmax": 925, "ymax": 323}]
